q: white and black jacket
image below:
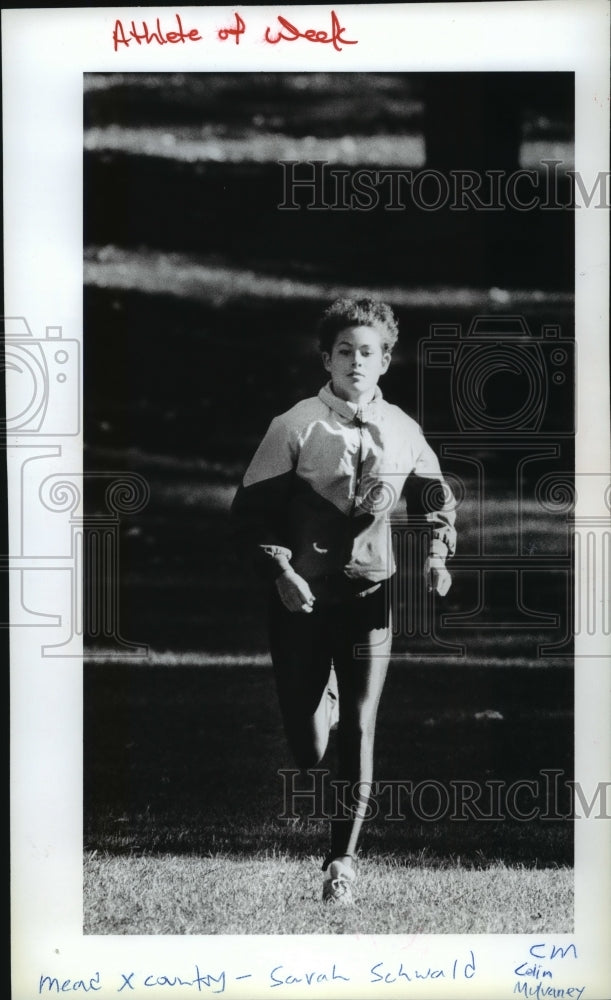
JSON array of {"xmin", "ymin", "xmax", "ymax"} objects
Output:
[{"xmin": 231, "ymin": 383, "xmax": 456, "ymax": 600}]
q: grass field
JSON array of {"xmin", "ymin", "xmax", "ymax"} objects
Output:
[
  {"xmin": 83, "ymin": 853, "xmax": 573, "ymax": 936},
  {"xmin": 84, "ymin": 661, "xmax": 573, "ymax": 935}
]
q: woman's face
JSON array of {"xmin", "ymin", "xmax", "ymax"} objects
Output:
[{"xmin": 323, "ymin": 325, "xmax": 390, "ymax": 404}]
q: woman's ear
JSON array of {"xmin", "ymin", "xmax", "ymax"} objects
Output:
[
  {"xmin": 322, "ymin": 352, "xmax": 332, "ymax": 373},
  {"xmin": 381, "ymin": 352, "xmax": 391, "ymax": 373}
]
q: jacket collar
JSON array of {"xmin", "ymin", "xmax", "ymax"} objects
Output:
[{"xmin": 318, "ymin": 382, "xmax": 383, "ymax": 424}]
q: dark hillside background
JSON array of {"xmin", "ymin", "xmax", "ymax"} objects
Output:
[
  {"xmin": 83, "ymin": 72, "xmax": 574, "ymax": 662},
  {"xmin": 83, "ymin": 74, "xmax": 574, "ymax": 866}
]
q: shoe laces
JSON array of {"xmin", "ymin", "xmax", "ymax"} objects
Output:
[
  {"xmin": 329, "ymin": 875, "xmax": 351, "ymax": 896},
  {"xmin": 323, "ymin": 859, "xmax": 355, "ymax": 901}
]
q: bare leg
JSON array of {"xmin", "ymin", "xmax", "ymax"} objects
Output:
[
  {"xmin": 269, "ymin": 585, "xmax": 393, "ymax": 871},
  {"xmin": 327, "ymin": 608, "xmax": 392, "ymax": 865}
]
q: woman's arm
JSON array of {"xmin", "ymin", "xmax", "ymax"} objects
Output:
[
  {"xmin": 230, "ymin": 415, "xmax": 296, "ymax": 580},
  {"xmin": 404, "ymin": 434, "xmax": 457, "ymax": 595},
  {"xmin": 231, "ymin": 415, "xmax": 316, "ymax": 612}
]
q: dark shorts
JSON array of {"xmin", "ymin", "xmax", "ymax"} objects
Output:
[
  {"xmin": 309, "ymin": 573, "xmax": 393, "ymax": 620},
  {"xmin": 267, "ymin": 576, "xmax": 393, "ymax": 718}
]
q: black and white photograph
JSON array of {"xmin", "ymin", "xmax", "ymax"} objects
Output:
[
  {"xmin": 82, "ymin": 68, "xmax": 578, "ymax": 936},
  {"xmin": 5, "ymin": 4, "xmax": 610, "ymax": 999}
]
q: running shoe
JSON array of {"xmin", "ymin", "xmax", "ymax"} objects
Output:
[{"xmin": 322, "ymin": 859, "xmax": 355, "ymax": 904}]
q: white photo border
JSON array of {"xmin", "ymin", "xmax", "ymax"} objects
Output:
[{"xmin": 4, "ymin": 3, "xmax": 610, "ymax": 999}]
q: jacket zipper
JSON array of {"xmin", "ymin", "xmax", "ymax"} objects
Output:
[{"xmin": 344, "ymin": 411, "xmax": 364, "ymax": 567}]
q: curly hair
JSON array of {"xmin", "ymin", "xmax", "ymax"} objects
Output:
[{"xmin": 316, "ymin": 297, "xmax": 400, "ymax": 355}]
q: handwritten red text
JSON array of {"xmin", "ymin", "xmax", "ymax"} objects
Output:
[
  {"xmin": 112, "ymin": 13, "xmax": 202, "ymax": 51},
  {"xmin": 218, "ymin": 12, "xmax": 246, "ymax": 44},
  {"xmin": 111, "ymin": 10, "xmax": 357, "ymax": 54},
  {"xmin": 264, "ymin": 10, "xmax": 358, "ymax": 52}
]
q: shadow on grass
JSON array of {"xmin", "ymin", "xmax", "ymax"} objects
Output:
[{"xmin": 84, "ymin": 662, "xmax": 573, "ymax": 868}]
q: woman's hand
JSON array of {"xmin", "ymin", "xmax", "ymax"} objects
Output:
[
  {"xmin": 424, "ymin": 556, "xmax": 452, "ymax": 596},
  {"xmin": 275, "ymin": 568, "xmax": 316, "ymax": 613}
]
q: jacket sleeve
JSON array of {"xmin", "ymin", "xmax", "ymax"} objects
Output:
[
  {"xmin": 403, "ymin": 434, "xmax": 457, "ymax": 560},
  {"xmin": 230, "ymin": 415, "xmax": 297, "ymax": 580}
]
